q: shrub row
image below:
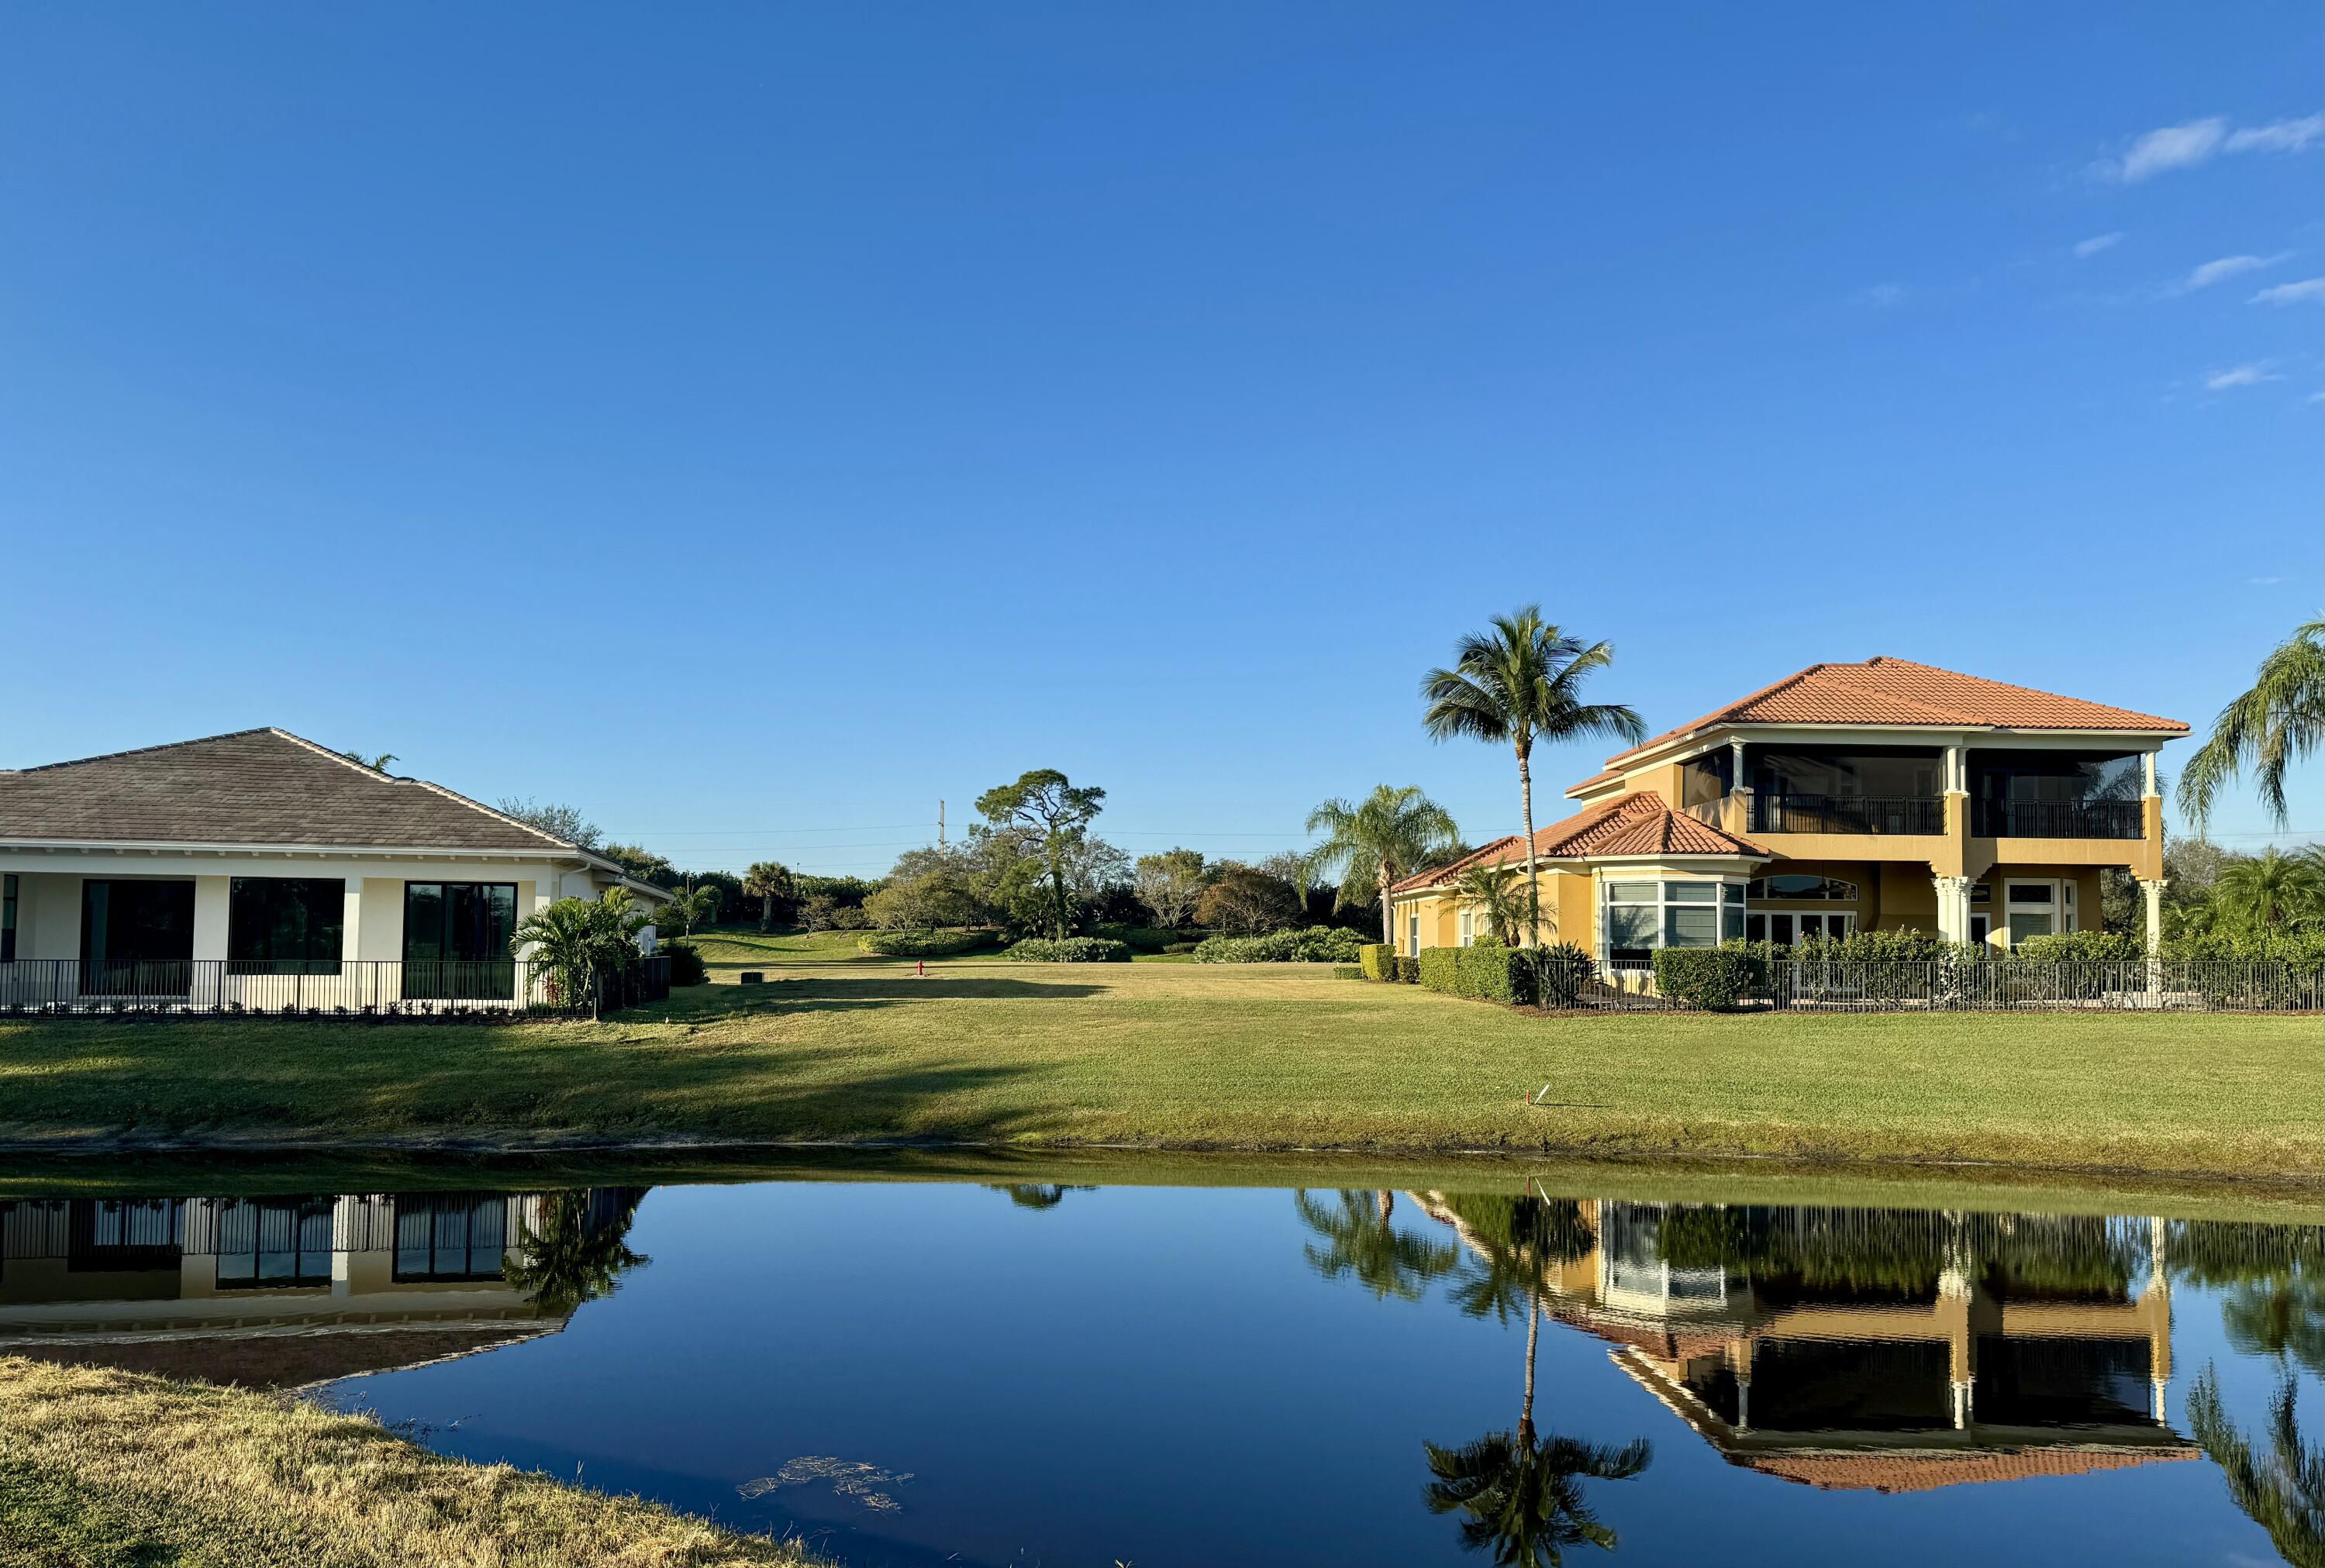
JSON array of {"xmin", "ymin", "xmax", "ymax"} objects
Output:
[
  {"xmin": 857, "ymin": 929, "xmax": 995, "ymax": 958},
  {"xmin": 1650, "ymin": 947, "xmax": 1760, "ymax": 1011},
  {"xmin": 1414, "ymin": 943, "xmax": 1540, "ymax": 1005},
  {"xmin": 1192, "ymin": 925, "xmax": 1370, "ymax": 964},
  {"xmin": 1004, "ymin": 937, "xmax": 1131, "ymax": 963},
  {"xmin": 1330, "ymin": 964, "xmax": 1365, "ymax": 980},
  {"xmin": 1358, "ymin": 943, "xmax": 1396, "ymax": 981}
]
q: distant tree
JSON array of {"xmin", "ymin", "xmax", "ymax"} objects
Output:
[
  {"xmin": 1306, "ymin": 785, "xmax": 1461, "ymax": 945},
  {"xmin": 496, "ymin": 797, "xmax": 603, "ymax": 851},
  {"xmin": 1134, "ymin": 848, "xmax": 1211, "ymax": 929},
  {"xmin": 601, "ymin": 843, "xmax": 676, "ymax": 886},
  {"xmin": 1423, "ymin": 608, "xmax": 1644, "ymax": 944},
  {"xmin": 1455, "ymin": 862, "xmax": 1527, "ymax": 947},
  {"xmin": 864, "ymin": 867, "xmax": 988, "ymax": 929},
  {"xmin": 2180, "ymin": 619, "xmax": 2325, "ymax": 829},
  {"xmin": 743, "ymin": 861, "xmax": 798, "ymax": 931},
  {"xmin": 2212, "ymin": 848, "xmax": 2325, "ymax": 933},
  {"xmin": 973, "ymin": 770, "xmax": 1106, "ymax": 939},
  {"xmin": 1195, "ymin": 862, "xmax": 1304, "ymax": 934},
  {"xmin": 1258, "ymin": 850, "xmax": 1318, "ymax": 919},
  {"xmin": 340, "ymin": 750, "xmax": 398, "ymax": 772},
  {"xmin": 657, "ymin": 883, "xmax": 722, "ymax": 938}
]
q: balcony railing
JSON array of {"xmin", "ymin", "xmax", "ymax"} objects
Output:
[
  {"xmin": 1748, "ymin": 793, "xmax": 1944, "ymax": 836},
  {"xmin": 0, "ymin": 956, "xmax": 671, "ymax": 1018},
  {"xmin": 1971, "ymin": 799, "xmax": 2144, "ymax": 840}
]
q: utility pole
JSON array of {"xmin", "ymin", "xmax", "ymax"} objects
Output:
[{"xmin": 938, "ymin": 800, "xmax": 946, "ymax": 849}]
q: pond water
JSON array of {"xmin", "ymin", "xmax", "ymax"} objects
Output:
[{"xmin": 2, "ymin": 1166, "xmax": 2317, "ymax": 1566}]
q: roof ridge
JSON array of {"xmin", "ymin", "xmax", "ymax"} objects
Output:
[
  {"xmin": 1803, "ymin": 668, "xmax": 1989, "ymax": 725},
  {"xmin": 1598, "ymin": 664, "xmax": 1834, "ymax": 767},
  {"xmin": 1851, "ymin": 657, "xmax": 2182, "ymax": 726},
  {"xmin": 261, "ymin": 730, "xmax": 590, "ymax": 856},
  {"xmin": 5, "ymin": 727, "xmax": 281, "ymax": 775}
]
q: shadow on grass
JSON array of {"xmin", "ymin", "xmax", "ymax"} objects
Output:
[{"xmin": 642, "ymin": 974, "xmax": 1109, "ymax": 1025}]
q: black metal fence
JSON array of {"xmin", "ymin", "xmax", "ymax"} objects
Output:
[
  {"xmin": 1748, "ymin": 793, "xmax": 1945, "ymax": 836},
  {"xmin": 1556, "ymin": 956, "xmax": 2322, "ymax": 1013},
  {"xmin": 0, "ymin": 955, "xmax": 672, "ymax": 1019},
  {"xmin": 1970, "ymin": 798, "xmax": 2144, "ymax": 839}
]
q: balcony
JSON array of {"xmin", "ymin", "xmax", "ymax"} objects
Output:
[
  {"xmin": 1748, "ymin": 793, "xmax": 1944, "ymax": 836},
  {"xmin": 1972, "ymin": 798, "xmax": 2144, "ymax": 840}
]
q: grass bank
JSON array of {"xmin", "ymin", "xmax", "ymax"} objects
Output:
[
  {"xmin": 0, "ymin": 961, "xmax": 2313, "ymax": 1184},
  {"xmin": 0, "ymin": 1356, "xmax": 815, "ymax": 1567}
]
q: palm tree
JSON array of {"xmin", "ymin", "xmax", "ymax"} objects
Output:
[
  {"xmin": 2180, "ymin": 619, "xmax": 2325, "ymax": 829},
  {"xmin": 743, "ymin": 861, "xmax": 795, "ymax": 932},
  {"xmin": 1423, "ymin": 610, "xmax": 1644, "ymax": 943},
  {"xmin": 511, "ymin": 889, "xmax": 649, "ymax": 1018},
  {"xmin": 2212, "ymin": 848, "xmax": 2325, "ymax": 933},
  {"xmin": 2186, "ymin": 1368, "xmax": 2325, "ymax": 1568},
  {"xmin": 1294, "ymin": 1190, "xmax": 1460, "ymax": 1301},
  {"xmin": 1455, "ymin": 863, "xmax": 1527, "ymax": 947},
  {"xmin": 340, "ymin": 750, "xmax": 398, "ymax": 771},
  {"xmin": 657, "ymin": 882, "xmax": 722, "ymax": 938},
  {"xmin": 504, "ymin": 1188, "xmax": 650, "ymax": 1316},
  {"xmin": 1306, "ymin": 786, "xmax": 1461, "ymax": 945}
]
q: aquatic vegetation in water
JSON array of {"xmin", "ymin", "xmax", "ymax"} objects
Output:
[{"xmin": 740, "ymin": 1456, "xmax": 917, "ymax": 1513}]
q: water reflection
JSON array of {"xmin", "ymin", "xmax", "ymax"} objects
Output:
[{"xmin": 0, "ymin": 1187, "xmax": 646, "ymax": 1387}]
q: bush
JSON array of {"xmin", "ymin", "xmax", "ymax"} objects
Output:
[
  {"xmin": 659, "ymin": 939, "xmax": 706, "ymax": 987},
  {"xmin": 1330, "ymin": 964, "xmax": 1365, "ymax": 980},
  {"xmin": 1651, "ymin": 946, "xmax": 1764, "ymax": 1010},
  {"xmin": 1792, "ymin": 927, "xmax": 1957, "ymax": 963},
  {"xmin": 2012, "ymin": 929, "xmax": 2143, "ymax": 965},
  {"xmin": 1089, "ymin": 923, "xmax": 1179, "ymax": 955},
  {"xmin": 1358, "ymin": 943, "xmax": 1396, "ymax": 981},
  {"xmin": 858, "ymin": 929, "xmax": 995, "ymax": 958},
  {"xmin": 1004, "ymin": 937, "xmax": 1131, "ymax": 963},
  {"xmin": 1393, "ymin": 955, "xmax": 1419, "ymax": 984},
  {"xmin": 1415, "ymin": 946, "xmax": 1461, "ymax": 993},
  {"xmin": 1520, "ymin": 943, "xmax": 1595, "ymax": 1009},
  {"xmin": 1192, "ymin": 925, "xmax": 1369, "ymax": 963},
  {"xmin": 2165, "ymin": 928, "xmax": 2325, "ymax": 963},
  {"xmin": 1414, "ymin": 943, "xmax": 1539, "ymax": 1005}
]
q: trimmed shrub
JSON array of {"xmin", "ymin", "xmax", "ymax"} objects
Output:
[
  {"xmin": 2165, "ymin": 929, "xmax": 2325, "ymax": 963},
  {"xmin": 1004, "ymin": 936, "xmax": 1131, "ymax": 963},
  {"xmin": 1415, "ymin": 943, "xmax": 1535, "ymax": 1003},
  {"xmin": 1652, "ymin": 946, "xmax": 1764, "ymax": 1011},
  {"xmin": 1393, "ymin": 955, "xmax": 1419, "ymax": 984},
  {"xmin": 660, "ymin": 939, "xmax": 706, "ymax": 987},
  {"xmin": 1195, "ymin": 925, "xmax": 1371, "ymax": 964},
  {"xmin": 1330, "ymin": 964, "xmax": 1365, "ymax": 980},
  {"xmin": 1358, "ymin": 943, "xmax": 1396, "ymax": 981},
  {"xmin": 858, "ymin": 929, "xmax": 995, "ymax": 958},
  {"xmin": 2012, "ymin": 929, "xmax": 2142, "ymax": 966},
  {"xmin": 1416, "ymin": 946, "xmax": 1461, "ymax": 993},
  {"xmin": 1792, "ymin": 927, "xmax": 1958, "ymax": 963},
  {"xmin": 1520, "ymin": 942, "xmax": 1595, "ymax": 1009}
]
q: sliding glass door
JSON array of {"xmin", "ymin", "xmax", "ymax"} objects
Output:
[
  {"xmin": 402, "ymin": 883, "xmax": 518, "ymax": 1000},
  {"xmin": 80, "ymin": 879, "xmax": 196, "ymax": 996}
]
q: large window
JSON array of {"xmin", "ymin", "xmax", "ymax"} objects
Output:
[
  {"xmin": 1605, "ymin": 878, "xmax": 1746, "ymax": 967},
  {"xmin": 403, "ymin": 883, "xmax": 519, "ymax": 1000},
  {"xmin": 1745, "ymin": 911, "xmax": 1857, "ymax": 946},
  {"xmin": 392, "ymin": 1194, "xmax": 511, "ymax": 1282},
  {"xmin": 228, "ymin": 878, "xmax": 345, "ymax": 975},
  {"xmin": 79, "ymin": 879, "xmax": 195, "ymax": 996},
  {"xmin": 2, "ymin": 874, "xmax": 16, "ymax": 962},
  {"xmin": 212, "ymin": 1198, "xmax": 336, "ymax": 1287}
]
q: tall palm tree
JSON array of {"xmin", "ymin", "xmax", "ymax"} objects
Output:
[
  {"xmin": 2213, "ymin": 847, "xmax": 2325, "ymax": 933},
  {"xmin": 2186, "ymin": 1368, "xmax": 2325, "ymax": 1568},
  {"xmin": 1294, "ymin": 1190, "xmax": 1460, "ymax": 1301},
  {"xmin": 743, "ymin": 861, "xmax": 795, "ymax": 932},
  {"xmin": 1423, "ymin": 610, "xmax": 1644, "ymax": 943},
  {"xmin": 657, "ymin": 882, "xmax": 722, "ymax": 938},
  {"xmin": 2181, "ymin": 619, "xmax": 2325, "ymax": 829},
  {"xmin": 1454, "ymin": 863, "xmax": 1527, "ymax": 947},
  {"xmin": 1306, "ymin": 785, "xmax": 1461, "ymax": 945}
]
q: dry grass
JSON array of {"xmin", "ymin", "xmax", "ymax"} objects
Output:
[
  {"xmin": 0, "ymin": 1356, "xmax": 817, "ymax": 1567},
  {"xmin": 0, "ymin": 961, "xmax": 2314, "ymax": 1182}
]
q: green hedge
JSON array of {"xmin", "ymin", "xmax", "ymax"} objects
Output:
[
  {"xmin": 1004, "ymin": 937, "xmax": 1131, "ymax": 963},
  {"xmin": 1416, "ymin": 946, "xmax": 1461, "ymax": 993},
  {"xmin": 2012, "ymin": 929, "xmax": 2142, "ymax": 965},
  {"xmin": 1358, "ymin": 943, "xmax": 1396, "ymax": 981},
  {"xmin": 1415, "ymin": 943, "xmax": 1535, "ymax": 1005},
  {"xmin": 659, "ymin": 939, "xmax": 706, "ymax": 987},
  {"xmin": 1192, "ymin": 926, "xmax": 1370, "ymax": 963},
  {"xmin": 1393, "ymin": 955, "xmax": 1419, "ymax": 984},
  {"xmin": 858, "ymin": 929, "xmax": 995, "ymax": 957},
  {"xmin": 1651, "ymin": 946, "xmax": 1764, "ymax": 1011},
  {"xmin": 1330, "ymin": 964, "xmax": 1365, "ymax": 980}
]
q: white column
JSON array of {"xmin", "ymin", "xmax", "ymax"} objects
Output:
[
  {"xmin": 1933, "ymin": 875, "xmax": 1970, "ymax": 944},
  {"xmin": 2141, "ymin": 751, "xmax": 2158, "ymax": 798},
  {"xmin": 191, "ymin": 876, "xmax": 230, "ymax": 960},
  {"xmin": 341, "ymin": 876, "xmax": 364, "ymax": 963},
  {"xmin": 2140, "ymin": 878, "xmax": 2165, "ymax": 991},
  {"xmin": 1944, "ymin": 743, "xmax": 1965, "ymax": 795}
]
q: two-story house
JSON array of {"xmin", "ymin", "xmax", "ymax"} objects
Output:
[{"xmin": 1388, "ymin": 658, "xmax": 2185, "ymax": 965}]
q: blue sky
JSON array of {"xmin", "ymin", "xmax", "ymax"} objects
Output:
[{"xmin": 3, "ymin": 5, "xmax": 2317, "ymax": 876}]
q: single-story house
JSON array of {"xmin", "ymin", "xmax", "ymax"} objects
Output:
[
  {"xmin": 1391, "ymin": 658, "xmax": 2187, "ymax": 966},
  {"xmin": 0, "ymin": 728, "xmax": 667, "ymax": 1009}
]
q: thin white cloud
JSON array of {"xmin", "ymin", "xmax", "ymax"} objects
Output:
[
  {"xmin": 1851, "ymin": 282, "xmax": 1908, "ymax": 308},
  {"xmin": 2249, "ymin": 576, "xmax": 2285, "ymax": 586},
  {"xmin": 2100, "ymin": 112, "xmax": 2324, "ymax": 181},
  {"xmin": 2176, "ymin": 253, "xmax": 2291, "ymax": 292},
  {"xmin": 2204, "ymin": 362, "xmax": 2280, "ymax": 391},
  {"xmin": 2225, "ymin": 114, "xmax": 2325, "ymax": 153},
  {"xmin": 2072, "ymin": 232, "xmax": 2125, "ymax": 259},
  {"xmin": 2249, "ymin": 276, "xmax": 2325, "ymax": 305}
]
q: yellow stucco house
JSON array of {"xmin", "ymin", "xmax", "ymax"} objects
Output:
[{"xmin": 1389, "ymin": 658, "xmax": 2186, "ymax": 968}]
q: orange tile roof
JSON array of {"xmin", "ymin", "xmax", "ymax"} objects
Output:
[
  {"xmin": 1745, "ymin": 1446, "xmax": 2199, "ymax": 1494},
  {"xmin": 1566, "ymin": 658, "xmax": 2188, "ymax": 798},
  {"xmin": 1392, "ymin": 791, "xmax": 1769, "ymax": 892}
]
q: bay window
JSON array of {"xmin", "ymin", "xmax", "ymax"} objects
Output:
[{"xmin": 1605, "ymin": 877, "xmax": 1747, "ymax": 967}]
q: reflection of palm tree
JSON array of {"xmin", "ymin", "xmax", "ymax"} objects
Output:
[
  {"xmin": 1295, "ymin": 1191, "xmax": 1459, "ymax": 1301},
  {"xmin": 2187, "ymin": 1367, "xmax": 2325, "ymax": 1568},
  {"xmin": 985, "ymin": 1183, "xmax": 1092, "ymax": 1210},
  {"xmin": 504, "ymin": 1188, "xmax": 650, "ymax": 1316},
  {"xmin": 2221, "ymin": 1273, "xmax": 2325, "ymax": 1380},
  {"xmin": 1427, "ymin": 1191, "xmax": 1647, "ymax": 1564}
]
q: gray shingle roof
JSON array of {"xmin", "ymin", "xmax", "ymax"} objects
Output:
[{"xmin": 0, "ymin": 729, "xmax": 585, "ymax": 854}]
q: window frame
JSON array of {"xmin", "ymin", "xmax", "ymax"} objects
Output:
[
  {"xmin": 1603, "ymin": 874, "xmax": 1748, "ymax": 967},
  {"xmin": 227, "ymin": 877, "xmax": 347, "ymax": 977}
]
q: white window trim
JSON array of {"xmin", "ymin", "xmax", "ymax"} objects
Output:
[
  {"xmin": 1602, "ymin": 874, "xmax": 1747, "ymax": 967},
  {"xmin": 1999, "ymin": 877, "xmax": 2076, "ymax": 946}
]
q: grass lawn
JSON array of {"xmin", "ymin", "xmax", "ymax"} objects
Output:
[
  {"xmin": 0, "ymin": 959, "xmax": 2313, "ymax": 1184},
  {"xmin": 0, "ymin": 1356, "xmax": 816, "ymax": 1567}
]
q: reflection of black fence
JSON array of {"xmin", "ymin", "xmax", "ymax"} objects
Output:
[
  {"xmin": 1543, "ymin": 957, "xmax": 2323, "ymax": 1012},
  {"xmin": 0, "ymin": 955, "xmax": 672, "ymax": 1019}
]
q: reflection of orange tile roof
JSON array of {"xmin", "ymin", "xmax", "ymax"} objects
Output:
[
  {"xmin": 1747, "ymin": 1447, "xmax": 2199, "ymax": 1494},
  {"xmin": 1392, "ymin": 792, "xmax": 1769, "ymax": 892},
  {"xmin": 1567, "ymin": 659, "xmax": 2187, "ymax": 797}
]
